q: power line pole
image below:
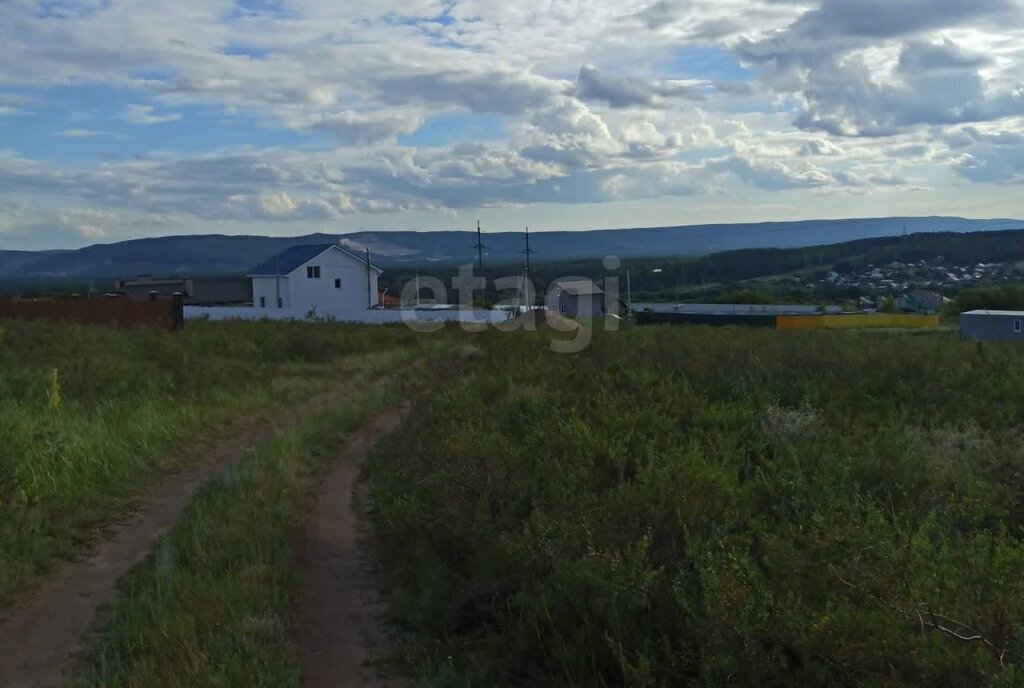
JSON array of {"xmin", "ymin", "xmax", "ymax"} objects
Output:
[
  {"xmin": 524, "ymin": 226, "xmax": 535, "ymax": 275},
  {"xmin": 474, "ymin": 219, "xmax": 485, "ymax": 271}
]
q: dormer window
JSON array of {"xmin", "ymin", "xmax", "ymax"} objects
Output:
[{"xmin": 307, "ymin": 266, "xmax": 321, "ymax": 279}]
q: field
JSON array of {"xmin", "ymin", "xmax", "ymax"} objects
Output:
[
  {"xmin": 4, "ymin": 318, "xmax": 1024, "ymax": 686},
  {"xmin": 0, "ymin": 319, "xmax": 419, "ymax": 608},
  {"xmin": 367, "ymin": 327, "xmax": 1024, "ymax": 686}
]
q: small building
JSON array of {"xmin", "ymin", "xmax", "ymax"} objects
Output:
[
  {"xmin": 896, "ymin": 290, "xmax": 948, "ymax": 314},
  {"xmin": 550, "ymin": 279, "xmax": 605, "ymax": 318},
  {"xmin": 248, "ymin": 243, "xmax": 383, "ymax": 319},
  {"xmin": 378, "ymin": 288, "xmax": 401, "ymax": 308},
  {"xmin": 960, "ymin": 310, "xmax": 1024, "ymax": 342},
  {"xmin": 115, "ymin": 276, "xmax": 249, "ymax": 306}
]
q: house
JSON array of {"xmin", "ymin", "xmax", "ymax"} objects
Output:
[
  {"xmin": 115, "ymin": 276, "xmax": 250, "ymax": 305},
  {"xmin": 550, "ymin": 279, "xmax": 605, "ymax": 317},
  {"xmin": 960, "ymin": 310, "xmax": 1024, "ymax": 342},
  {"xmin": 248, "ymin": 243, "xmax": 383, "ymax": 319},
  {"xmin": 895, "ymin": 290, "xmax": 948, "ymax": 314}
]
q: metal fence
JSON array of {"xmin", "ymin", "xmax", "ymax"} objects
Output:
[{"xmin": 0, "ymin": 295, "xmax": 184, "ymax": 330}]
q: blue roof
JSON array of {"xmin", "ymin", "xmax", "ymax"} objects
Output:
[
  {"xmin": 248, "ymin": 243, "xmax": 383, "ymax": 277},
  {"xmin": 248, "ymin": 244, "xmax": 334, "ymax": 276}
]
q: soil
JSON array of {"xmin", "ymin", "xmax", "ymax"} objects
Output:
[{"xmin": 296, "ymin": 406, "xmax": 409, "ymax": 688}]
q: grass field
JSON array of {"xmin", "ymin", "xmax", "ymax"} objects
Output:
[
  {"xmin": 9, "ymin": 318, "xmax": 1024, "ymax": 687},
  {"xmin": 366, "ymin": 326, "xmax": 1024, "ymax": 687},
  {"xmin": 0, "ymin": 319, "xmax": 418, "ymax": 609}
]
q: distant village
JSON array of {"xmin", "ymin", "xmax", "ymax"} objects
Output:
[{"xmin": 779, "ymin": 258, "xmax": 1023, "ymax": 313}]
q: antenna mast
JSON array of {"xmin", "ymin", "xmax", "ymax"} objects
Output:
[
  {"xmin": 524, "ymin": 226, "xmax": 535, "ymax": 275},
  {"xmin": 474, "ymin": 220, "xmax": 485, "ymax": 271}
]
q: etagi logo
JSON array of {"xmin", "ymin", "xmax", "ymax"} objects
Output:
[{"xmin": 399, "ymin": 256, "xmax": 626, "ymax": 354}]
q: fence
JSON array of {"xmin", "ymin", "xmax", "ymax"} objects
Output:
[
  {"xmin": 775, "ymin": 314, "xmax": 940, "ymax": 330},
  {"xmin": 635, "ymin": 311, "xmax": 941, "ymax": 330},
  {"xmin": 0, "ymin": 295, "xmax": 184, "ymax": 330},
  {"xmin": 184, "ymin": 305, "xmax": 511, "ymax": 326},
  {"xmin": 634, "ymin": 311, "xmax": 778, "ymax": 328}
]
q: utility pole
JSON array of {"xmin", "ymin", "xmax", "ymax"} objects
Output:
[
  {"xmin": 474, "ymin": 220, "xmax": 485, "ymax": 271},
  {"xmin": 627, "ymin": 269, "xmax": 632, "ymax": 315},
  {"xmin": 275, "ymin": 252, "xmax": 281, "ymax": 309},
  {"xmin": 366, "ymin": 248, "xmax": 373, "ymax": 309},
  {"xmin": 524, "ymin": 226, "xmax": 535, "ymax": 275}
]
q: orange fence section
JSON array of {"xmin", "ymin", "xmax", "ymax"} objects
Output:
[
  {"xmin": 0, "ymin": 296, "xmax": 183, "ymax": 330},
  {"xmin": 776, "ymin": 314, "xmax": 940, "ymax": 330}
]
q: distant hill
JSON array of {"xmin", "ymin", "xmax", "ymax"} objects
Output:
[{"xmin": 0, "ymin": 216, "xmax": 1019, "ymax": 280}]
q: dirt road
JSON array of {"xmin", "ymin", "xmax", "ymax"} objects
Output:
[
  {"xmin": 0, "ymin": 380, "xmax": 383, "ymax": 688},
  {"xmin": 296, "ymin": 407, "xmax": 407, "ymax": 688}
]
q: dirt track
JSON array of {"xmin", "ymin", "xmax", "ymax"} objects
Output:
[
  {"xmin": 0, "ymin": 424, "xmax": 283, "ymax": 687},
  {"xmin": 296, "ymin": 406, "xmax": 407, "ymax": 688},
  {"xmin": 0, "ymin": 381, "xmax": 379, "ymax": 688}
]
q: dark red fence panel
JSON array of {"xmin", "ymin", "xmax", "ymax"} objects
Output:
[{"xmin": 0, "ymin": 295, "xmax": 183, "ymax": 330}]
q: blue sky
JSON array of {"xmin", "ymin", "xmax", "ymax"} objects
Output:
[{"xmin": 1, "ymin": 0, "xmax": 1023, "ymax": 249}]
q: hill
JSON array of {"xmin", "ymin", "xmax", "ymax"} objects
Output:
[{"xmin": 0, "ymin": 216, "xmax": 1018, "ymax": 280}]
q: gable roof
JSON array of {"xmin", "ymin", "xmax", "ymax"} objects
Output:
[
  {"xmin": 554, "ymin": 278, "xmax": 603, "ymax": 295},
  {"xmin": 248, "ymin": 244, "xmax": 383, "ymax": 276}
]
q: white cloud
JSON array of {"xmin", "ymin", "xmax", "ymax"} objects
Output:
[
  {"xmin": 285, "ymin": 109, "xmax": 425, "ymax": 144},
  {"xmin": 56, "ymin": 129, "xmax": 107, "ymax": 137},
  {"xmin": 123, "ymin": 105, "xmax": 182, "ymax": 125},
  {"xmin": 0, "ymin": 0, "xmax": 1023, "ymax": 247}
]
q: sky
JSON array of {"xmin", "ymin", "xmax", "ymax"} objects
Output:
[{"xmin": 2, "ymin": 0, "xmax": 1024, "ymax": 250}]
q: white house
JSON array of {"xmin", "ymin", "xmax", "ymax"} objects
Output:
[{"xmin": 248, "ymin": 243, "xmax": 383, "ymax": 319}]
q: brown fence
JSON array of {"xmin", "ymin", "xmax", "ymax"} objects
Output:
[{"xmin": 0, "ymin": 295, "xmax": 183, "ymax": 330}]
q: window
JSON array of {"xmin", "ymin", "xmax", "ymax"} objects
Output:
[
  {"xmin": 306, "ymin": 265, "xmax": 321, "ymax": 279},
  {"xmin": 334, "ymin": 278, "xmax": 342, "ymax": 289},
  {"xmin": 277, "ymin": 297, "xmax": 283, "ymax": 308},
  {"xmin": 1015, "ymin": 319, "xmax": 1022, "ymax": 334},
  {"xmin": 259, "ymin": 296, "xmax": 266, "ymax": 308}
]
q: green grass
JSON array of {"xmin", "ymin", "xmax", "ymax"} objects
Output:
[
  {"xmin": 0, "ymin": 319, "xmax": 419, "ymax": 609},
  {"xmin": 366, "ymin": 326, "xmax": 1024, "ymax": 687},
  {"xmin": 78, "ymin": 348, "xmax": 411, "ymax": 687}
]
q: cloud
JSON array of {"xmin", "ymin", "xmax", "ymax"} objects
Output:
[
  {"xmin": 945, "ymin": 121, "xmax": 1024, "ymax": 183},
  {"xmin": 574, "ymin": 64, "xmax": 707, "ymax": 108},
  {"xmin": 705, "ymin": 155, "xmax": 834, "ymax": 190},
  {"xmin": 56, "ymin": 129, "xmax": 107, "ymax": 138},
  {"xmin": 123, "ymin": 104, "xmax": 182, "ymax": 125},
  {"xmin": 800, "ymin": 137, "xmax": 842, "ymax": 156},
  {"xmin": 789, "ymin": 0, "xmax": 1014, "ymax": 41},
  {"xmin": 740, "ymin": 2, "xmax": 1024, "ymax": 136},
  {"xmin": 1, "ymin": 0, "xmax": 1023, "ymax": 247},
  {"xmin": 285, "ymin": 109, "xmax": 425, "ymax": 144}
]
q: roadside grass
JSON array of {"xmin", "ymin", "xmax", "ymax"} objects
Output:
[
  {"xmin": 0, "ymin": 319, "xmax": 419, "ymax": 609},
  {"xmin": 366, "ymin": 326, "xmax": 1024, "ymax": 687},
  {"xmin": 78, "ymin": 352, "xmax": 407, "ymax": 688}
]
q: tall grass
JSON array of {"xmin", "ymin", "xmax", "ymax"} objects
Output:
[
  {"xmin": 367, "ymin": 327, "xmax": 1024, "ymax": 686},
  {"xmin": 0, "ymin": 319, "xmax": 418, "ymax": 608}
]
